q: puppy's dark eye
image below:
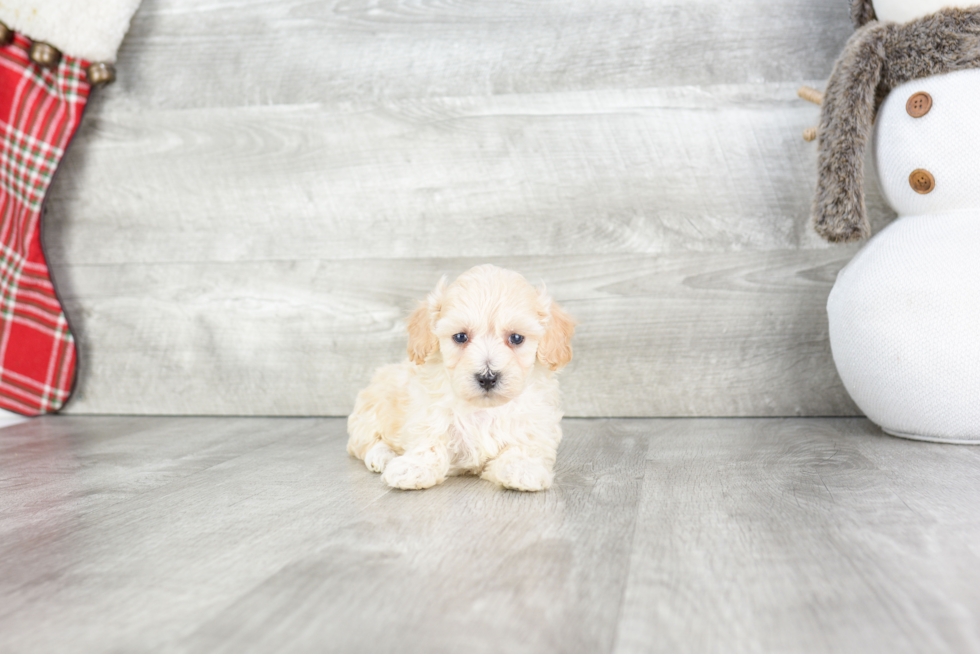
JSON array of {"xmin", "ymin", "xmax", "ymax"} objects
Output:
[
  {"xmin": 509, "ymin": 334, "xmax": 524, "ymax": 346},
  {"xmin": 453, "ymin": 333, "xmax": 468, "ymax": 344}
]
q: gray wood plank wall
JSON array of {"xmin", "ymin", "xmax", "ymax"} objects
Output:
[{"xmin": 44, "ymin": 0, "xmax": 892, "ymax": 417}]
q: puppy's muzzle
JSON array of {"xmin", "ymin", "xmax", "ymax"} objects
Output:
[{"xmin": 476, "ymin": 371, "xmax": 499, "ymax": 391}]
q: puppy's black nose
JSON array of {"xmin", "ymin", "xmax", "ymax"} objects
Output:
[{"xmin": 476, "ymin": 371, "xmax": 498, "ymax": 391}]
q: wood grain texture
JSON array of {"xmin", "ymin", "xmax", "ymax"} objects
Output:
[
  {"xmin": 0, "ymin": 416, "xmax": 649, "ymax": 654},
  {"xmin": 45, "ymin": 86, "xmax": 896, "ymax": 266},
  {"xmin": 0, "ymin": 417, "xmax": 388, "ymax": 652},
  {"xmin": 106, "ymin": 0, "xmax": 853, "ymax": 111},
  {"xmin": 2, "ymin": 417, "xmax": 979, "ymax": 653},
  {"xmin": 52, "ymin": 251, "xmax": 861, "ymax": 417},
  {"xmin": 40, "ymin": 0, "xmax": 880, "ymax": 417},
  {"xmin": 613, "ymin": 418, "xmax": 980, "ymax": 654}
]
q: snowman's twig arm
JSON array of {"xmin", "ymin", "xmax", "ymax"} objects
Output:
[
  {"xmin": 797, "ymin": 86, "xmax": 824, "ymax": 105},
  {"xmin": 814, "ymin": 25, "xmax": 886, "ymax": 243},
  {"xmin": 798, "ymin": 86, "xmax": 823, "ymax": 142}
]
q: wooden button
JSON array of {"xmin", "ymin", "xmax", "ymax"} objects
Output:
[
  {"xmin": 906, "ymin": 92, "xmax": 932, "ymax": 118},
  {"xmin": 0, "ymin": 21, "xmax": 13, "ymax": 47},
  {"xmin": 909, "ymin": 169, "xmax": 935, "ymax": 194}
]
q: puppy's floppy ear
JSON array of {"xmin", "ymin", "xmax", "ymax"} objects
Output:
[
  {"xmin": 536, "ymin": 289, "xmax": 576, "ymax": 371},
  {"xmin": 406, "ymin": 277, "xmax": 445, "ymax": 365}
]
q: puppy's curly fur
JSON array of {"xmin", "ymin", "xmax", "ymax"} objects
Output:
[
  {"xmin": 815, "ymin": 5, "xmax": 980, "ymax": 242},
  {"xmin": 347, "ymin": 265, "xmax": 576, "ymax": 492}
]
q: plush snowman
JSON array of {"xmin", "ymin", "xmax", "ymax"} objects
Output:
[{"xmin": 813, "ymin": 0, "xmax": 980, "ymax": 442}]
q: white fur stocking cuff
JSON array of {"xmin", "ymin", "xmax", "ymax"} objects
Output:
[{"xmin": 0, "ymin": 0, "xmax": 143, "ymax": 62}]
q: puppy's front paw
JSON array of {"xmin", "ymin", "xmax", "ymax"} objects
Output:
[
  {"xmin": 363, "ymin": 441, "xmax": 397, "ymax": 473},
  {"xmin": 483, "ymin": 457, "xmax": 554, "ymax": 492},
  {"xmin": 382, "ymin": 455, "xmax": 444, "ymax": 490}
]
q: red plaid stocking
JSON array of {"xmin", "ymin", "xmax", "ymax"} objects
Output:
[{"xmin": 0, "ymin": 33, "xmax": 89, "ymax": 415}]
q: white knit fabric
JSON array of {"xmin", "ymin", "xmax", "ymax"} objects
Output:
[
  {"xmin": 828, "ymin": 69, "xmax": 980, "ymax": 443},
  {"xmin": 874, "ymin": 69, "xmax": 980, "ymax": 215},
  {"xmin": 0, "ymin": 0, "xmax": 142, "ymax": 62}
]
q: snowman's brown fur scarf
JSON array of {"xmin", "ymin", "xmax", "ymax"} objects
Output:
[
  {"xmin": 815, "ymin": 7, "xmax": 980, "ymax": 242},
  {"xmin": 851, "ymin": 0, "xmax": 877, "ymax": 28}
]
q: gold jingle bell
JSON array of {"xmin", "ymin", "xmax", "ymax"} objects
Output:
[
  {"xmin": 0, "ymin": 21, "xmax": 13, "ymax": 47},
  {"xmin": 87, "ymin": 62, "xmax": 116, "ymax": 86},
  {"xmin": 29, "ymin": 41, "xmax": 61, "ymax": 68}
]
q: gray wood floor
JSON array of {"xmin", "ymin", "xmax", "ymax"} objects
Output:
[{"xmin": 2, "ymin": 417, "xmax": 978, "ymax": 653}]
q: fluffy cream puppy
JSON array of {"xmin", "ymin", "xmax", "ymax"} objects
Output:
[{"xmin": 347, "ymin": 264, "xmax": 576, "ymax": 491}]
